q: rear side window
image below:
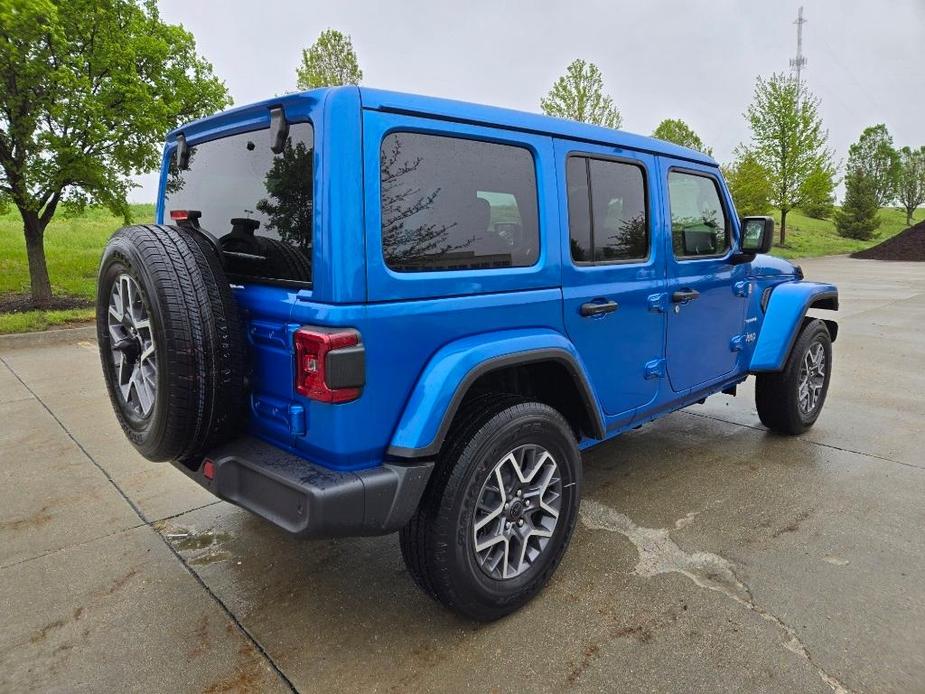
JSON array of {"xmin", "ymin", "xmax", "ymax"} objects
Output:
[
  {"xmin": 668, "ymin": 170, "xmax": 729, "ymax": 258},
  {"xmin": 567, "ymin": 156, "xmax": 648, "ymax": 263},
  {"xmin": 165, "ymin": 123, "xmax": 314, "ymax": 283},
  {"xmin": 380, "ymin": 132, "xmax": 539, "ymax": 272}
]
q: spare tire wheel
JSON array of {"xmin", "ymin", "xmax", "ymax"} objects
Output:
[{"xmin": 96, "ymin": 224, "xmax": 247, "ymax": 463}]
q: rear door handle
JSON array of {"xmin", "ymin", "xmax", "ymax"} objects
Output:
[
  {"xmin": 580, "ymin": 299, "xmax": 619, "ymax": 317},
  {"xmin": 671, "ymin": 289, "xmax": 700, "ymax": 303}
]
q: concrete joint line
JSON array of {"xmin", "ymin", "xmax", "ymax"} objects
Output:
[
  {"xmin": 580, "ymin": 498, "xmax": 854, "ymax": 694},
  {"xmin": 0, "ymin": 355, "xmax": 299, "ymax": 694},
  {"xmin": 681, "ymin": 409, "xmax": 923, "ymax": 473}
]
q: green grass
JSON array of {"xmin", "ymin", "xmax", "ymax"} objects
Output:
[
  {"xmin": 0, "ymin": 202, "xmax": 919, "ymax": 334},
  {"xmin": 0, "ymin": 308, "xmax": 98, "ymax": 334},
  {"xmin": 768, "ymin": 207, "xmax": 916, "ymax": 260},
  {"xmin": 0, "ymin": 204, "xmax": 154, "ymax": 334}
]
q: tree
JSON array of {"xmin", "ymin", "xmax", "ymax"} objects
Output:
[
  {"xmin": 835, "ymin": 168, "xmax": 880, "ymax": 240},
  {"xmin": 744, "ymin": 73, "xmax": 832, "ymax": 244},
  {"xmin": 722, "ymin": 150, "xmax": 772, "ymax": 216},
  {"xmin": 846, "ymin": 124, "xmax": 900, "ymax": 207},
  {"xmin": 256, "ymin": 140, "xmax": 313, "ymax": 251},
  {"xmin": 541, "ymin": 59, "xmax": 622, "ymax": 129},
  {"xmin": 652, "ymin": 119, "xmax": 712, "ymax": 156},
  {"xmin": 798, "ymin": 162, "xmax": 837, "ymax": 219},
  {"xmin": 296, "ymin": 29, "xmax": 362, "ymax": 89},
  {"xmin": 897, "ymin": 146, "xmax": 925, "ymax": 226},
  {"xmin": 0, "ymin": 0, "xmax": 230, "ymax": 307}
]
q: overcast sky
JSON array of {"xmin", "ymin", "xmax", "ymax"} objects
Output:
[{"xmin": 132, "ymin": 0, "xmax": 925, "ymax": 202}]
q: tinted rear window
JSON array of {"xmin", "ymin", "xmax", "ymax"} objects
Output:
[
  {"xmin": 380, "ymin": 132, "xmax": 539, "ymax": 272},
  {"xmin": 165, "ymin": 123, "xmax": 314, "ymax": 283}
]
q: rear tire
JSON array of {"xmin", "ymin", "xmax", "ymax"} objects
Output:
[
  {"xmin": 400, "ymin": 396, "xmax": 581, "ymax": 621},
  {"xmin": 755, "ymin": 319, "xmax": 832, "ymax": 435},
  {"xmin": 96, "ymin": 224, "xmax": 246, "ymax": 462}
]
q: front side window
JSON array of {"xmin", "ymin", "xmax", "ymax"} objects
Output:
[
  {"xmin": 567, "ymin": 156, "xmax": 648, "ymax": 263},
  {"xmin": 380, "ymin": 132, "xmax": 539, "ymax": 272},
  {"xmin": 668, "ymin": 170, "xmax": 729, "ymax": 258},
  {"xmin": 165, "ymin": 123, "xmax": 314, "ymax": 283}
]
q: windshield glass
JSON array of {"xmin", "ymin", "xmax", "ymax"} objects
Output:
[{"xmin": 164, "ymin": 122, "xmax": 314, "ymax": 283}]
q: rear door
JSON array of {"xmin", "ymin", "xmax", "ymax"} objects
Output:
[
  {"xmin": 557, "ymin": 141, "xmax": 667, "ymax": 422},
  {"xmin": 659, "ymin": 161, "xmax": 749, "ymax": 391},
  {"xmin": 160, "ymin": 114, "xmax": 317, "ymax": 448}
]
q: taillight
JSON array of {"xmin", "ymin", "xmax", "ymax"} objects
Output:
[{"xmin": 294, "ymin": 327, "xmax": 364, "ymax": 403}]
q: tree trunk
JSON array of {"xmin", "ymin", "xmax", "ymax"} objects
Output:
[
  {"xmin": 22, "ymin": 211, "xmax": 53, "ymax": 309},
  {"xmin": 779, "ymin": 208, "xmax": 788, "ymax": 246}
]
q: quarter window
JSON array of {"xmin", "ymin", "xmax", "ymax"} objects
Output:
[
  {"xmin": 380, "ymin": 132, "xmax": 539, "ymax": 272},
  {"xmin": 567, "ymin": 156, "xmax": 648, "ymax": 263},
  {"xmin": 668, "ymin": 171, "xmax": 729, "ymax": 258}
]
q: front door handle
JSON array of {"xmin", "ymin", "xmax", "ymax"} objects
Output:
[
  {"xmin": 671, "ymin": 289, "xmax": 700, "ymax": 303},
  {"xmin": 580, "ymin": 299, "xmax": 619, "ymax": 317}
]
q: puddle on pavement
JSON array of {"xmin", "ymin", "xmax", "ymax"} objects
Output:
[
  {"xmin": 161, "ymin": 526, "xmax": 235, "ymax": 567},
  {"xmin": 580, "ymin": 498, "xmax": 853, "ymax": 694}
]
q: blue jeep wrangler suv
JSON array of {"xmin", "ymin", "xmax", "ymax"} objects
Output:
[{"xmin": 97, "ymin": 87, "xmax": 838, "ymax": 620}]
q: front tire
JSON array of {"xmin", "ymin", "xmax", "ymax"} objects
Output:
[
  {"xmin": 400, "ymin": 397, "xmax": 581, "ymax": 621},
  {"xmin": 755, "ymin": 319, "xmax": 832, "ymax": 435}
]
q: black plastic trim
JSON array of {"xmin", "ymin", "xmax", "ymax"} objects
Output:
[
  {"xmin": 173, "ymin": 436, "xmax": 433, "ymax": 537},
  {"xmin": 387, "ymin": 348, "xmax": 605, "ymax": 459},
  {"xmin": 269, "ymin": 106, "xmax": 289, "ymax": 154},
  {"xmin": 326, "ymin": 343, "xmax": 365, "ymax": 390}
]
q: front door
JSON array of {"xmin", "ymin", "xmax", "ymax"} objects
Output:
[
  {"xmin": 558, "ymin": 141, "xmax": 666, "ymax": 421},
  {"xmin": 661, "ymin": 162, "xmax": 748, "ymax": 392}
]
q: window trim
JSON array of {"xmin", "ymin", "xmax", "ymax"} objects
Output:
[
  {"xmin": 667, "ymin": 166, "xmax": 732, "ymax": 262},
  {"xmin": 378, "ymin": 129, "xmax": 541, "ymax": 274},
  {"xmin": 565, "ymin": 152, "xmax": 651, "ymax": 267}
]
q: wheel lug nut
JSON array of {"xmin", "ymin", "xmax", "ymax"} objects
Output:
[{"xmin": 517, "ymin": 519, "xmax": 524, "ymax": 527}]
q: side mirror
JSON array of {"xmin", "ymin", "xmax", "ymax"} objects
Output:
[{"xmin": 741, "ymin": 216, "xmax": 774, "ymax": 254}]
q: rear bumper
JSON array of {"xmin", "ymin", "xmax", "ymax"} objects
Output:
[{"xmin": 173, "ymin": 437, "xmax": 433, "ymax": 537}]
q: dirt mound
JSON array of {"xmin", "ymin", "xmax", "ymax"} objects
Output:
[
  {"xmin": 852, "ymin": 219, "xmax": 925, "ymax": 260},
  {"xmin": 0, "ymin": 293, "xmax": 92, "ymax": 313}
]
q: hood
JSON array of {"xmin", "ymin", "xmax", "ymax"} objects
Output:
[{"xmin": 749, "ymin": 253, "xmax": 800, "ymax": 278}]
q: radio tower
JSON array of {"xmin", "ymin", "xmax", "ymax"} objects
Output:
[{"xmin": 790, "ymin": 6, "xmax": 807, "ymax": 94}]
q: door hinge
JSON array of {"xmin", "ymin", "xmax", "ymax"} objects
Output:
[
  {"xmin": 644, "ymin": 358, "xmax": 665, "ymax": 379},
  {"xmin": 733, "ymin": 281, "xmax": 751, "ymax": 297},
  {"xmin": 647, "ymin": 293, "xmax": 667, "ymax": 313}
]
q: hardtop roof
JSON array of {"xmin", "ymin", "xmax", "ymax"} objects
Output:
[{"xmin": 168, "ymin": 86, "xmax": 717, "ymax": 167}]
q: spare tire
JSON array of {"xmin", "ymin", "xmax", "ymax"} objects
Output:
[
  {"xmin": 96, "ymin": 224, "xmax": 247, "ymax": 463},
  {"xmin": 254, "ymin": 237, "xmax": 312, "ymax": 282}
]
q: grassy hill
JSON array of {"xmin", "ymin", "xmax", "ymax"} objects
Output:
[
  {"xmin": 0, "ymin": 203, "xmax": 919, "ymax": 333},
  {"xmin": 768, "ymin": 207, "xmax": 915, "ymax": 259}
]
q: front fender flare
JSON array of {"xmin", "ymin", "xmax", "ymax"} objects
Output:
[
  {"xmin": 387, "ymin": 329, "xmax": 605, "ymax": 458},
  {"xmin": 750, "ymin": 281, "xmax": 838, "ymax": 372}
]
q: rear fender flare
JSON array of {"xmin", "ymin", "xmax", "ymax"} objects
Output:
[
  {"xmin": 750, "ymin": 281, "xmax": 838, "ymax": 372},
  {"xmin": 387, "ymin": 329, "xmax": 604, "ymax": 458}
]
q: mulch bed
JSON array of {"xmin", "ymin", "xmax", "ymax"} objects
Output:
[
  {"xmin": 851, "ymin": 220, "xmax": 925, "ymax": 261},
  {"xmin": 0, "ymin": 293, "xmax": 93, "ymax": 314}
]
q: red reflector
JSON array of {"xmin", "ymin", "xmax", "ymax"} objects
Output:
[
  {"xmin": 169, "ymin": 209, "xmax": 189, "ymax": 221},
  {"xmin": 202, "ymin": 459, "xmax": 215, "ymax": 480},
  {"xmin": 294, "ymin": 328, "xmax": 361, "ymax": 403}
]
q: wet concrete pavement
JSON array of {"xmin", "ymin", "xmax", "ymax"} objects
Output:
[{"xmin": 2, "ymin": 256, "xmax": 924, "ymax": 693}]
